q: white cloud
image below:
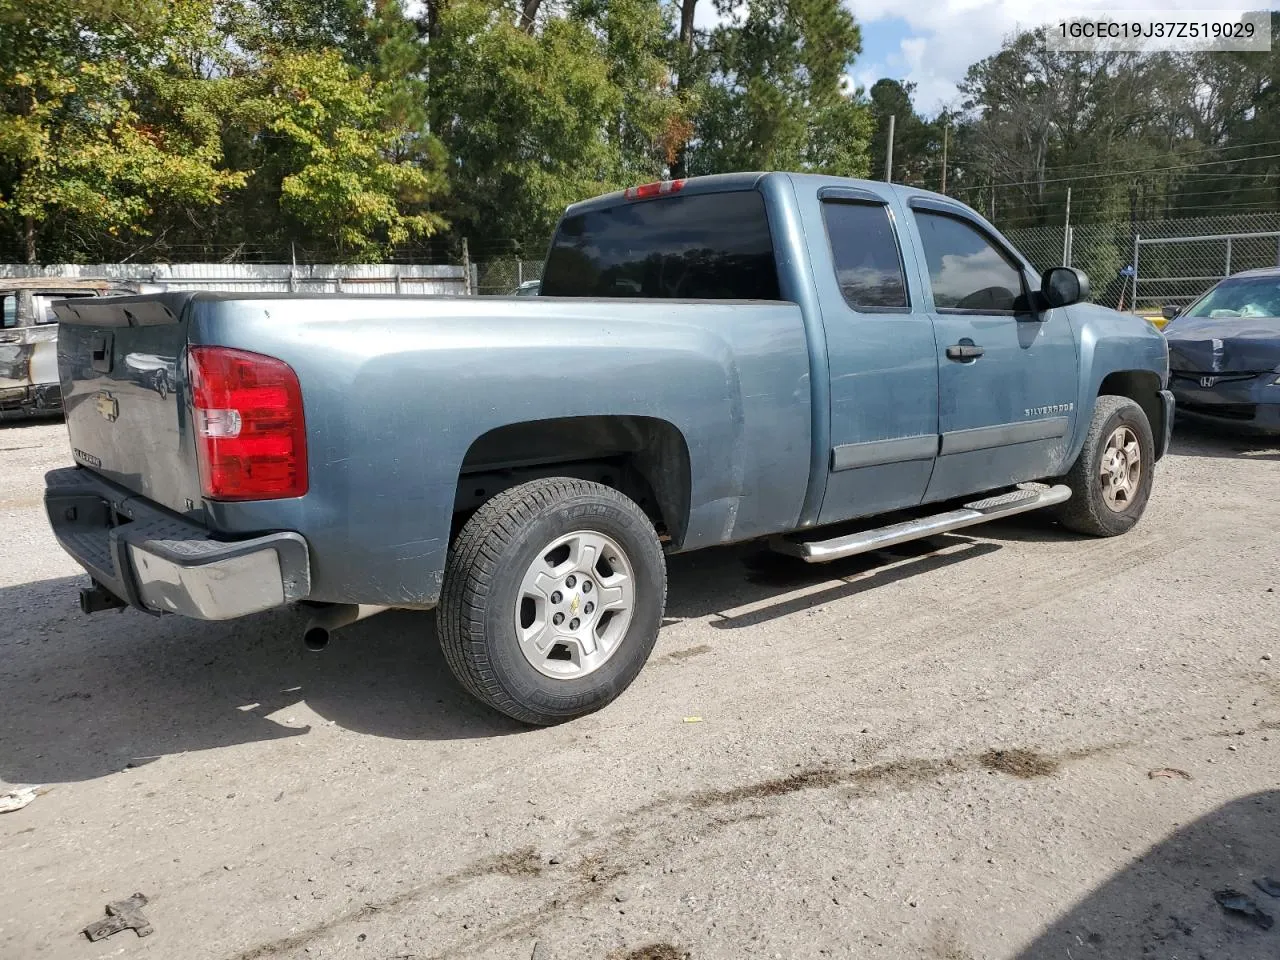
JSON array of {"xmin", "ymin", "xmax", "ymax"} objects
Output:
[{"xmin": 857, "ymin": 0, "xmax": 1280, "ymax": 116}]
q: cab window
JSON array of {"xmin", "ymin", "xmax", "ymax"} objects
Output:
[{"xmin": 914, "ymin": 211, "xmax": 1026, "ymax": 313}]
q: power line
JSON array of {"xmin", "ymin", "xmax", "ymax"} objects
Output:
[
  {"xmin": 947, "ymin": 136, "xmax": 1280, "ymax": 180},
  {"xmin": 950, "ymin": 151, "xmax": 1280, "ymax": 193}
]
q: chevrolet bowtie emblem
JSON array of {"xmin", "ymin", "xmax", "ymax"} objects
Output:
[
  {"xmin": 570, "ymin": 595, "xmax": 580, "ymax": 614},
  {"xmin": 94, "ymin": 391, "xmax": 119, "ymax": 422}
]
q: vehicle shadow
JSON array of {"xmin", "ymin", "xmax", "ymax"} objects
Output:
[
  {"xmin": 665, "ymin": 534, "xmax": 1001, "ymax": 629},
  {"xmin": 1016, "ymin": 790, "xmax": 1280, "ymax": 959},
  {"xmin": 1170, "ymin": 420, "xmax": 1280, "ymax": 461},
  {"xmin": 0, "ymin": 536, "xmax": 1003, "ymax": 784},
  {"xmin": 0, "ymin": 575, "xmax": 522, "ymax": 784}
]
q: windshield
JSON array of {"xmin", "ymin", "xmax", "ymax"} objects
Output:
[{"xmin": 1182, "ymin": 276, "xmax": 1280, "ymax": 320}]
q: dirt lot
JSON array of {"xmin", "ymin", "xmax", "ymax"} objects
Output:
[{"xmin": 2, "ymin": 419, "xmax": 1280, "ymax": 960}]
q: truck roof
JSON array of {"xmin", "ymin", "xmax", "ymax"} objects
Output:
[{"xmin": 562, "ymin": 171, "xmax": 985, "ymax": 224}]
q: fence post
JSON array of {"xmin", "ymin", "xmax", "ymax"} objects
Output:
[
  {"xmin": 1061, "ymin": 186, "xmax": 1071, "ymax": 265},
  {"xmin": 462, "ymin": 238, "xmax": 471, "ymax": 295},
  {"xmin": 1130, "ymin": 233, "xmax": 1141, "ymax": 311},
  {"xmin": 394, "ymin": 269, "xmax": 402, "ymax": 295},
  {"xmin": 517, "ymin": 260, "xmax": 523, "ymax": 286},
  {"xmin": 1225, "ymin": 237, "xmax": 1233, "ymax": 276}
]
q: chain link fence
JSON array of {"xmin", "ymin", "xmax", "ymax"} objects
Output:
[
  {"xmin": 1005, "ymin": 212, "xmax": 1280, "ymax": 310},
  {"xmin": 475, "ymin": 259, "xmax": 545, "ymax": 296}
]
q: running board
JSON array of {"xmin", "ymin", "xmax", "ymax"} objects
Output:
[{"xmin": 770, "ymin": 483, "xmax": 1072, "ymax": 563}]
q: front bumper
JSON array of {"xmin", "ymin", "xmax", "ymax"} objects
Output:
[
  {"xmin": 1168, "ymin": 373, "xmax": 1280, "ymax": 436},
  {"xmin": 44, "ymin": 467, "xmax": 311, "ymax": 620},
  {"xmin": 1156, "ymin": 389, "xmax": 1174, "ymax": 460}
]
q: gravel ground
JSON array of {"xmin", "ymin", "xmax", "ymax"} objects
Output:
[{"xmin": 2, "ymin": 418, "xmax": 1279, "ymax": 960}]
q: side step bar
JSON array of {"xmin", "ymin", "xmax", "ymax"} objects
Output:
[{"xmin": 770, "ymin": 483, "xmax": 1072, "ymax": 563}]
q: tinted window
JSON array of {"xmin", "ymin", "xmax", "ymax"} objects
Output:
[
  {"xmin": 541, "ymin": 190, "xmax": 780, "ymax": 300},
  {"xmin": 823, "ymin": 201, "xmax": 908, "ymax": 310},
  {"xmin": 1, "ymin": 295, "xmax": 14, "ymax": 329},
  {"xmin": 915, "ymin": 211, "xmax": 1025, "ymax": 312}
]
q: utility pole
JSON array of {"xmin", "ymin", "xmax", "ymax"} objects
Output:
[
  {"xmin": 1061, "ymin": 186, "xmax": 1071, "ymax": 264},
  {"xmin": 989, "ymin": 172, "xmax": 995, "ymax": 221},
  {"xmin": 939, "ymin": 120, "xmax": 948, "ymax": 194},
  {"xmin": 884, "ymin": 115, "xmax": 895, "ymax": 183}
]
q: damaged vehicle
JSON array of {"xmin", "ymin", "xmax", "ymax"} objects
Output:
[
  {"xmin": 1163, "ymin": 268, "xmax": 1280, "ymax": 434},
  {"xmin": 44, "ymin": 173, "xmax": 1171, "ymax": 725},
  {"xmin": 0, "ymin": 279, "xmax": 144, "ymax": 418}
]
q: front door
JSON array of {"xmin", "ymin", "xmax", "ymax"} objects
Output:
[
  {"xmin": 802, "ymin": 187, "xmax": 941, "ymax": 525},
  {"xmin": 906, "ymin": 202, "xmax": 1079, "ymax": 503}
]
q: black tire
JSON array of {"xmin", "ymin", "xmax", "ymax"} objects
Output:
[
  {"xmin": 437, "ymin": 477, "xmax": 667, "ymax": 725},
  {"xmin": 1053, "ymin": 395, "xmax": 1155, "ymax": 537}
]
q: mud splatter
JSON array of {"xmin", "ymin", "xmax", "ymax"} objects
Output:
[
  {"xmin": 978, "ymin": 748, "xmax": 1059, "ymax": 779},
  {"xmin": 663, "ymin": 644, "xmax": 712, "ymax": 662},
  {"xmin": 451, "ymin": 845, "xmax": 543, "ymax": 881},
  {"xmin": 609, "ymin": 945, "xmax": 689, "ymax": 960},
  {"xmin": 689, "ymin": 757, "xmax": 963, "ymax": 807}
]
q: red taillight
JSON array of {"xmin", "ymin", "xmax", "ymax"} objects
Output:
[
  {"xmin": 623, "ymin": 179, "xmax": 685, "ymax": 200},
  {"xmin": 187, "ymin": 346, "xmax": 308, "ymax": 501}
]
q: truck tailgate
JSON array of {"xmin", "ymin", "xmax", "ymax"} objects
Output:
[{"xmin": 54, "ymin": 293, "xmax": 203, "ymax": 519}]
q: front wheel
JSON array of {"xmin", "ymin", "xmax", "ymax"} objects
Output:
[
  {"xmin": 436, "ymin": 478, "xmax": 667, "ymax": 725},
  {"xmin": 1053, "ymin": 395, "xmax": 1155, "ymax": 537}
]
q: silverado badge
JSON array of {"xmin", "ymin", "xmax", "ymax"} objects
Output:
[{"xmin": 94, "ymin": 390, "xmax": 119, "ymax": 422}]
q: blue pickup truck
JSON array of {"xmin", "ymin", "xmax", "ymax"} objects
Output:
[{"xmin": 45, "ymin": 172, "xmax": 1172, "ymax": 725}]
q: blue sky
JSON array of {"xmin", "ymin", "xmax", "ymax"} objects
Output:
[{"xmin": 698, "ymin": 0, "xmax": 1280, "ymax": 119}]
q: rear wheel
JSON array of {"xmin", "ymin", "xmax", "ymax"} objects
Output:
[
  {"xmin": 437, "ymin": 477, "xmax": 666, "ymax": 725},
  {"xmin": 1054, "ymin": 395, "xmax": 1155, "ymax": 537}
]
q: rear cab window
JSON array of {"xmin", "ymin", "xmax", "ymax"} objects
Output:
[
  {"xmin": 540, "ymin": 190, "xmax": 781, "ymax": 300},
  {"xmin": 822, "ymin": 201, "xmax": 910, "ymax": 311}
]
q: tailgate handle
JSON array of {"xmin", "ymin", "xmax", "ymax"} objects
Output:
[{"xmin": 90, "ymin": 333, "xmax": 113, "ymax": 373}]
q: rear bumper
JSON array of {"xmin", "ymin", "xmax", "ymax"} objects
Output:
[
  {"xmin": 0, "ymin": 382, "xmax": 61, "ymax": 415},
  {"xmin": 44, "ymin": 466, "xmax": 311, "ymax": 620}
]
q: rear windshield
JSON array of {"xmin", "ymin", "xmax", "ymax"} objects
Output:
[
  {"xmin": 540, "ymin": 190, "xmax": 781, "ymax": 300},
  {"xmin": 1182, "ymin": 275, "xmax": 1280, "ymax": 319}
]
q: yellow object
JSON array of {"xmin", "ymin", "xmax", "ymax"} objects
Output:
[
  {"xmin": 682, "ymin": 716, "xmax": 703, "ymax": 723},
  {"xmin": 1135, "ymin": 310, "xmax": 1169, "ymax": 330}
]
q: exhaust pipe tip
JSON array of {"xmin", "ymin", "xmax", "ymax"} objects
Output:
[
  {"xmin": 303, "ymin": 626, "xmax": 330, "ymax": 652},
  {"xmin": 299, "ymin": 603, "xmax": 391, "ymax": 651}
]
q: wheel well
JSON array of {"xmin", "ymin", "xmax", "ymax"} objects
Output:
[
  {"xmin": 1098, "ymin": 370, "xmax": 1164, "ymax": 457},
  {"xmin": 453, "ymin": 416, "xmax": 692, "ymax": 545}
]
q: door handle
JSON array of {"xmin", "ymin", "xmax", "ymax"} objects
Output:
[{"xmin": 945, "ymin": 342, "xmax": 984, "ymax": 361}]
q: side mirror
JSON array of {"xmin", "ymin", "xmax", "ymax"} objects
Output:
[
  {"xmin": 1040, "ymin": 266, "xmax": 1089, "ymax": 308},
  {"xmin": 1161, "ymin": 304, "xmax": 1180, "ymax": 320}
]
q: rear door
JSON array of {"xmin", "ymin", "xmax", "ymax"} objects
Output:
[
  {"xmin": 904, "ymin": 199, "xmax": 1078, "ymax": 503},
  {"xmin": 800, "ymin": 185, "xmax": 941, "ymax": 524},
  {"xmin": 54, "ymin": 293, "xmax": 199, "ymax": 517}
]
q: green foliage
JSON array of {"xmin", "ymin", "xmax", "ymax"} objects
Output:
[
  {"xmin": 687, "ymin": 0, "xmax": 870, "ymax": 177},
  {"xmin": 240, "ymin": 49, "xmax": 447, "ymax": 260},
  {"xmin": 428, "ymin": 0, "xmax": 680, "ymax": 247},
  {"xmin": 0, "ymin": 0, "xmax": 243, "ymax": 261},
  {"xmin": 5, "ymin": 0, "xmax": 1276, "ymax": 264}
]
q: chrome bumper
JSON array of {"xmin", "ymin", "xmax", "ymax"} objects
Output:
[{"xmin": 44, "ymin": 467, "xmax": 310, "ymax": 620}]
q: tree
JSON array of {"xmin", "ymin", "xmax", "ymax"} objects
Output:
[
  {"xmin": 867, "ymin": 78, "xmax": 938, "ymax": 186},
  {"xmin": 685, "ymin": 0, "xmax": 871, "ymax": 178},
  {"xmin": 238, "ymin": 48, "xmax": 447, "ymax": 260},
  {"xmin": 427, "ymin": 0, "xmax": 678, "ymax": 248},
  {"xmin": 0, "ymin": 0, "xmax": 243, "ymax": 262}
]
